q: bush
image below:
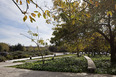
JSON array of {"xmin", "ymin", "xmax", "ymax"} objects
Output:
[
  {"xmin": 44, "ymin": 51, "xmax": 53, "ymax": 55},
  {"xmin": 13, "ymin": 55, "xmax": 18, "ymax": 59},
  {"xmin": 6, "ymin": 55, "xmax": 13, "ymax": 60},
  {"xmin": 0, "ymin": 56, "xmax": 6, "ymax": 62},
  {"xmin": 91, "ymin": 56, "xmax": 116, "ymax": 75},
  {"xmin": 21, "ymin": 54, "xmax": 30, "ymax": 58},
  {"xmin": 0, "ymin": 52, "xmax": 9, "ymax": 57}
]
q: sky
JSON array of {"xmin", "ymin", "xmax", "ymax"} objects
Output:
[{"xmin": 0, "ymin": 0, "xmax": 54, "ymax": 46}]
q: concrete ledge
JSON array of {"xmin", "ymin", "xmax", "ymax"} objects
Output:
[{"xmin": 84, "ymin": 56, "xmax": 96, "ymax": 73}]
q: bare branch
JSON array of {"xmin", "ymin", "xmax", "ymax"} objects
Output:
[
  {"xmin": 20, "ymin": 33, "xmax": 38, "ymax": 46},
  {"xmin": 26, "ymin": 0, "xmax": 29, "ymax": 13},
  {"xmin": 12, "ymin": 0, "xmax": 24, "ymax": 14},
  {"xmin": 30, "ymin": 0, "xmax": 44, "ymax": 13}
]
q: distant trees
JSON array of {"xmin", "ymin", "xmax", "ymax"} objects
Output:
[
  {"xmin": 14, "ymin": 43, "xmax": 25, "ymax": 51},
  {"xmin": 26, "ymin": 46, "xmax": 34, "ymax": 51},
  {"xmin": 0, "ymin": 43, "xmax": 9, "ymax": 52},
  {"xmin": 9, "ymin": 43, "xmax": 25, "ymax": 51},
  {"xmin": 49, "ymin": 45, "xmax": 67, "ymax": 52}
]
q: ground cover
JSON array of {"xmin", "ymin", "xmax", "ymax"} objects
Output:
[{"xmin": 12, "ymin": 55, "xmax": 116, "ymax": 75}]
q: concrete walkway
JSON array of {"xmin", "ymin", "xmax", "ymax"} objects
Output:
[
  {"xmin": 6, "ymin": 53, "xmax": 65, "ymax": 62},
  {"xmin": 0, "ymin": 61, "xmax": 116, "ymax": 77}
]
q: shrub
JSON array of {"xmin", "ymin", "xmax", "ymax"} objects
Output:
[
  {"xmin": 0, "ymin": 56, "xmax": 6, "ymax": 62},
  {"xmin": 44, "ymin": 51, "xmax": 53, "ymax": 55},
  {"xmin": 0, "ymin": 52, "xmax": 9, "ymax": 57},
  {"xmin": 13, "ymin": 55, "xmax": 18, "ymax": 59},
  {"xmin": 6, "ymin": 55, "xmax": 13, "ymax": 60},
  {"xmin": 21, "ymin": 54, "xmax": 30, "ymax": 58}
]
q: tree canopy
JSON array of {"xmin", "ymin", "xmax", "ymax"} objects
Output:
[
  {"xmin": 50, "ymin": 0, "xmax": 116, "ymax": 63},
  {"xmin": 0, "ymin": 43, "xmax": 9, "ymax": 52}
]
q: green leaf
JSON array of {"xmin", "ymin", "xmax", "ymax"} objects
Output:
[
  {"xmin": 47, "ymin": 12, "xmax": 50, "ymax": 17},
  {"xmin": 34, "ymin": 11, "xmax": 38, "ymax": 13},
  {"xmin": 76, "ymin": 17, "xmax": 79, "ymax": 20},
  {"xmin": 86, "ymin": 13, "xmax": 90, "ymax": 18},
  {"xmin": 72, "ymin": 20, "xmax": 75, "ymax": 25},
  {"xmin": 43, "ymin": 13, "xmax": 46, "ymax": 19},
  {"xmin": 20, "ymin": 0, "xmax": 22, "ymax": 5},
  {"xmin": 38, "ymin": 40, "xmax": 44, "ymax": 44},
  {"xmin": 107, "ymin": 11, "xmax": 112, "ymax": 16},
  {"xmin": 29, "ymin": 16, "xmax": 36, "ymax": 23},
  {"xmin": 45, "ymin": 10, "xmax": 49, "ymax": 14},
  {"xmin": 33, "ymin": 33, "xmax": 38, "ymax": 36},
  {"xmin": 36, "ymin": 4, "xmax": 38, "ymax": 8},
  {"xmin": 31, "ymin": 13, "xmax": 36, "ymax": 17},
  {"xmin": 23, "ymin": 15, "xmax": 27, "ymax": 22},
  {"xmin": 16, "ymin": 0, "xmax": 18, "ymax": 3},
  {"xmin": 27, "ymin": 0, "xmax": 30, "ymax": 4},
  {"xmin": 45, "ymin": 10, "xmax": 50, "ymax": 17},
  {"xmin": 38, "ymin": 12, "xmax": 41, "ymax": 18},
  {"xmin": 46, "ymin": 19, "xmax": 51, "ymax": 24},
  {"xmin": 73, "ymin": 2, "xmax": 77, "ymax": 7},
  {"xmin": 71, "ymin": 15, "xmax": 75, "ymax": 18},
  {"xmin": 32, "ymin": 17, "xmax": 36, "ymax": 22},
  {"xmin": 31, "ymin": 39, "xmax": 34, "ymax": 42}
]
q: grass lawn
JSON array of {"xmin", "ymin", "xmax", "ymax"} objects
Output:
[{"xmin": 12, "ymin": 55, "xmax": 116, "ymax": 75}]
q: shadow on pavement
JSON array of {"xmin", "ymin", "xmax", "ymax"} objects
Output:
[{"xmin": 19, "ymin": 70, "xmax": 115, "ymax": 77}]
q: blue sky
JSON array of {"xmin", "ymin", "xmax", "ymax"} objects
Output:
[{"xmin": 0, "ymin": 0, "xmax": 54, "ymax": 46}]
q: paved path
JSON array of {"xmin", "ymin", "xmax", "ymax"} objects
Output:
[
  {"xmin": 0, "ymin": 54, "xmax": 116, "ymax": 77},
  {"xmin": 6, "ymin": 53, "xmax": 65, "ymax": 62}
]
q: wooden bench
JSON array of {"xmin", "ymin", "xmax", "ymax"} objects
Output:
[{"xmin": 84, "ymin": 56, "xmax": 96, "ymax": 73}]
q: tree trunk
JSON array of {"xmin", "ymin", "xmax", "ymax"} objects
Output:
[
  {"xmin": 37, "ymin": 45, "xmax": 45, "ymax": 64},
  {"xmin": 110, "ymin": 41, "xmax": 116, "ymax": 65},
  {"xmin": 41, "ymin": 54, "xmax": 45, "ymax": 64},
  {"xmin": 76, "ymin": 51, "xmax": 80, "ymax": 57}
]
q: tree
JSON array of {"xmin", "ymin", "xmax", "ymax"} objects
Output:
[
  {"xmin": 12, "ymin": 0, "xmax": 49, "ymax": 64},
  {"xmin": 83, "ymin": 0, "xmax": 116, "ymax": 64},
  {"xmin": 49, "ymin": 45, "xmax": 57, "ymax": 52},
  {"xmin": 50, "ymin": 0, "xmax": 116, "ymax": 64},
  {"xmin": 0, "ymin": 43, "xmax": 9, "ymax": 52},
  {"xmin": 14, "ymin": 43, "xmax": 25, "ymax": 51}
]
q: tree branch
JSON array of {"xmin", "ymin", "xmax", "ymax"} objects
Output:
[
  {"xmin": 97, "ymin": 30, "xmax": 110, "ymax": 43},
  {"xmin": 26, "ymin": 0, "xmax": 29, "ymax": 13},
  {"xmin": 12, "ymin": 0, "xmax": 24, "ymax": 14},
  {"xmin": 30, "ymin": 0, "xmax": 44, "ymax": 13}
]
